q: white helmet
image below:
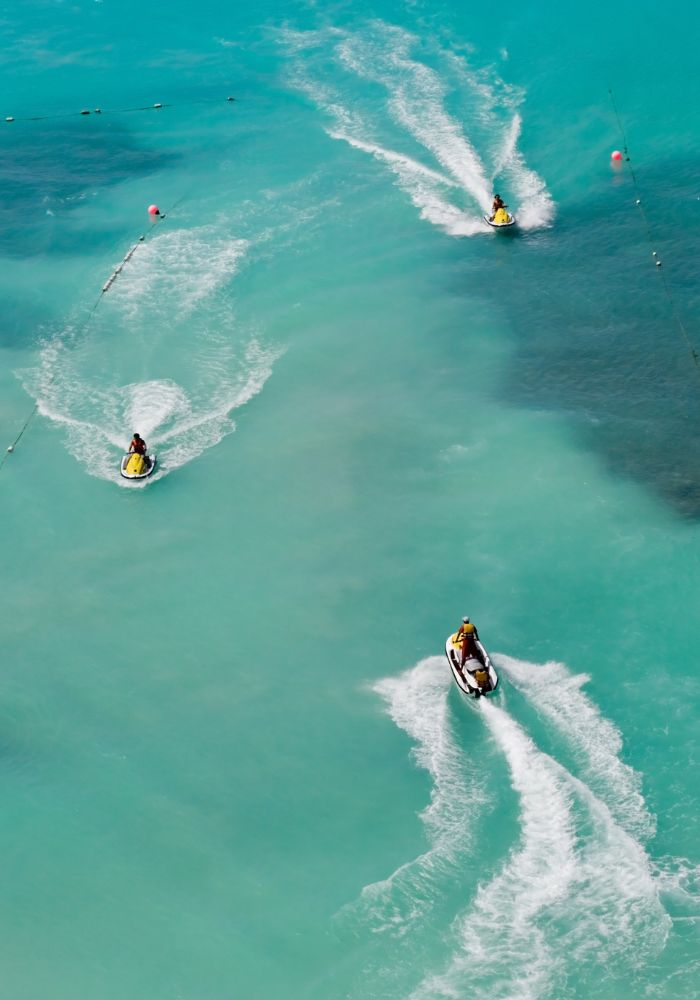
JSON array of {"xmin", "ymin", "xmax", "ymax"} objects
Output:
[{"xmin": 462, "ymin": 616, "xmax": 470, "ymax": 623}]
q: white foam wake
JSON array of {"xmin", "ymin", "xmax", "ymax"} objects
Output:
[
  {"xmin": 112, "ymin": 227, "xmax": 248, "ymax": 322},
  {"xmin": 344, "ymin": 657, "xmax": 487, "ymax": 936},
  {"xmin": 336, "ymin": 29, "xmax": 492, "ymax": 211},
  {"xmin": 556, "ymin": 773, "xmax": 671, "ymax": 968},
  {"xmin": 25, "ymin": 226, "xmax": 281, "ymax": 483},
  {"xmin": 495, "ymin": 654, "xmax": 656, "ymax": 841},
  {"xmin": 491, "ymin": 114, "xmax": 554, "ymax": 230},
  {"xmin": 364, "ymin": 659, "xmax": 670, "ymax": 1000},
  {"xmin": 414, "ymin": 702, "xmax": 576, "ymax": 1000},
  {"xmin": 328, "ymin": 130, "xmax": 486, "ymax": 237},
  {"xmin": 32, "ymin": 339, "xmax": 279, "ymax": 486},
  {"xmin": 280, "ymin": 21, "xmax": 554, "ymax": 236}
]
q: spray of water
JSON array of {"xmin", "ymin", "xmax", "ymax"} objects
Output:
[
  {"xmin": 280, "ymin": 20, "xmax": 554, "ymax": 236},
  {"xmin": 23, "ymin": 226, "xmax": 281, "ymax": 484},
  {"xmin": 361, "ymin": 657, "xmax": 669, "ymax": 1000}
]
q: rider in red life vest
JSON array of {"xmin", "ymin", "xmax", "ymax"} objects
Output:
[
  {"xmin": 490, "ymin": 193, "xmax": 505, "ymax": 220},
  {"xmin": 128, "ymin": 432, "xmax": 151, "ymax": 468},
  {"xmin": 129, "ymin": 432, "xmax": 147, "ymax": 455}
]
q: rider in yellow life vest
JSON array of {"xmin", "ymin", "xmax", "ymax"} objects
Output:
[{"xmin": 455, "ymin": 616, "xmax": 480, "ymax": 667}]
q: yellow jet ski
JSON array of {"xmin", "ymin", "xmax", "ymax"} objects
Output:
[
  {"xmin": 484, "ymin": 206, "xmax": 516, "ymax": 229},
  {"xmin": 120, "ymin": 451, "xmax": 156, "ymax": 480}
]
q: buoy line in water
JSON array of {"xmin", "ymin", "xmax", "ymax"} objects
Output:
[
  {"xmin": 0, "ymin": 203, "xmax": 183, "ymax": 474},
  {"xmin": 4, "ymin": 95, "xmax": 236, "ymax": 124},
  {"xmin": 1, "ymin": 96, "xmax": 240, "ymax": 470},
  {"xmin": 608, "ymin": 88, "xmax": 700, "ymax": 372}
]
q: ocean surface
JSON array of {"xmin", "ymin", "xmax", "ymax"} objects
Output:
[{"xmin": 1, "ymin": 1, "xmax": 699, "ymax": 997}]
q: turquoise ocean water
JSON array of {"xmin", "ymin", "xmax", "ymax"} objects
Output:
[{"xmin": 2, "ymin": 1, "xmax": 699, "ymax": 997}]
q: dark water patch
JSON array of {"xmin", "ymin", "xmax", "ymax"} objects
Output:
[
  {"xmin": 0, "ymin": 119, "xmax": 176, "ymax": 258},
  {"xmin": 466, "ymin": 160, "xmax": 700, "ymax": 517}
]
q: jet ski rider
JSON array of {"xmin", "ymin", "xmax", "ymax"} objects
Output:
[
  {"xmin": 456, "ymin": 616, "xmax": 483, "ymax": 668},
  {"xmin": 128, "ymin": 432, "xmax": 151, "ymax": 467},
  {"xmin": 491, "ymin": 193, "xmax": 505, "ymax": 220}
]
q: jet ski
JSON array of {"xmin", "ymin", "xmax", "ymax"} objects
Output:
[
  {"xmin": 484, "ymin": 207, "xmax": 516, "ymax": 229},
  {"xmin": 120, "ymin": 452, "xmax": 156, "ymax": 480},
  {"xmin": 445, "ymin": 632, "xmax": 498, "ymax": 698}
]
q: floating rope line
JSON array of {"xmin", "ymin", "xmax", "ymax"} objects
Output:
[
  {"xmin": 608, "ymin": 88, "xmax": 699, "ymax": 371},
  {"xmin": 1, "ymin": 93, "xmax": 232, "ymax": 471},
  {"xmin": 0, "ymin": 202, "xmax": 183, "ymax": 473},
  {"xmin": 100, "ymin": 234, "xmax": 145, "ymax": 295},
  {"xmin": 4, "ymin": 95, "xmax": 235, "ymax": 124},
  {"xmin": 2, "ymin": 395, "xmax": 44, "ymax": 471}
]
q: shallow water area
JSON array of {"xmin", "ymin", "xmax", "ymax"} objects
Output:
[{"xmin": 1, "ymin": 1, "xmax": 700, "ymax": 998}]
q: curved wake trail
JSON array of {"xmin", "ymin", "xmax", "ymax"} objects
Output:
[
  {"xmin": 336, "ymin": 30, "xmax": 492, "ymax": 212},
  {"xmin": 342, "ymin": 658, "xmax": 487, "ymax": 938},
  {"xmin": 33, "ymin": 340, "xmax": 279, "ymax": 486},
  {"xmin": 281, "ymin": 21, "xmax": 554, "ymax": 236},
  {"xmin": 415, "ymin": 702, "xmax": 576, "ymax": 1000},
  {"xmin": 490, "ymin": 113, "xmax": 553, "ymax": 230},
  {"xmin": 24, "ymin": 225, "xmax": 282, "ymax": 484},
  {"xmin": 558, "ymin": 773, "xmax": 671, "ymax": 968},
  {"xmin": 364, "ymin": 658, "xmax": 669, "ymax": 1000},
  {"xmin": 495, "ymin": 654, "xmax": 656, "ymax": 840},
  {"xmin": 327, "ymin": 131, "xmax": 486, "ymax": 237}
]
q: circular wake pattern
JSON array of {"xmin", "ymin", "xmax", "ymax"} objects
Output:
[
  {"xmin": 23, "ymin": 225, "xmax": 281, "ymax": 484},
  {"xmin": 31, "ymin": 341, "xmax": 279, "ymax": 485}
]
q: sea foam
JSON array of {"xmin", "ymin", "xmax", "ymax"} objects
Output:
[
  {"xmin": 281, "ymin": 20, "xmax": 554, "ymax": 236},
  {"xmin": 25, "ymin": 226, "xmax": 281, "ymax": 484},
  {"xmin": 341, "ymin": 657, "xmax": 487, "ymax": 938},
  {"xmin": 364, "ymin": 657, "xmax": 670, "ymax": 1000},
  {"xmin": 495, "ymin": 654, "xmax": 656, "ymax": 841}
]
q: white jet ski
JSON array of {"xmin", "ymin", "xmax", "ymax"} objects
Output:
[
  {"xmin": 120, "ymin": 452, "xmax": 156, "ymax": 480},
  {"xmin": 445, "ymin": 632, "xmax": 498, "ymax": 698}
]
